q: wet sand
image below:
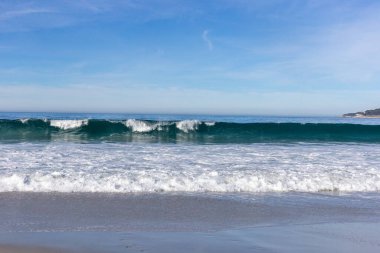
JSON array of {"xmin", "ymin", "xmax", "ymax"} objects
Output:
[
  {"xmin": 1, "ymin": 192, "xmax": 380, "ymax": 252},
  {"xmin": 0, "ymin": 245, "xmax": 68, "ymax": 253},
  {"xmin": 2, "ymin": 222, "xmax": 380, "ymax": 253}
]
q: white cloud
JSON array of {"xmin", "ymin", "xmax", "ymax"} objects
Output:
[{"xmin": 202, "ymin": 30, "xmax": 213, "ymax": 51}]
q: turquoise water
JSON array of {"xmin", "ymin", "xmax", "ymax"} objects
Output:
[{"xmin": 1, "ymin": 112, "xmax": 380, "ymax": 143}]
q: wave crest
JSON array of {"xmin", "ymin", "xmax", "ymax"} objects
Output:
[
  {"xmin": 1, "ymin": 119, "xmax": 380, "ymax": 143},
  {"xmin": 50, "ymin": 120, "xmax": 89, "ymax": 130},
  {"xmin": 125, "ymin": 119, "xmax": 155, "ymax": 132},
  {"xmin": 176, "ymin": 120, "xmax": 200, "ymax": 133}
]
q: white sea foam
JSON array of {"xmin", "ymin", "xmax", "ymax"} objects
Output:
[
  {"xmin": 125, "ymin": 119, "xmax": 164, "ymax": 132},
  {"xmin": 125, "ymin": 119, "xmax": 211, "ymax": 133},
  {"xmin": 19, "ymin": 118, "xmax": 29, "ymax": 124},
  {"xmin": 0, "ymin": 143, "xmax": 380, "ymax": 193},
  {"xmin": 50, "ymin": 120, "xmax": 88, "ymax": 130},
  {"xmin": 205, "ymin": 122, "xmax": 215, "ymax": 126},
  {"xmin": 176, "ymin": 120, "xmax": 201, "ymax": 132}
]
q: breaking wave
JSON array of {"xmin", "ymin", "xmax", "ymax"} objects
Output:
[
  {"xmin": 50, "ymin": 119, "xmax": 89, "ymax": 130},
  {"xmin": 0, "ymin": 118, "xmax": 380, "ymax": 143}
]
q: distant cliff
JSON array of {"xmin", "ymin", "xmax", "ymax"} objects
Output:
[{"xmin": 343, "ymin": 108, "xmax": 380, "ymax": 118}]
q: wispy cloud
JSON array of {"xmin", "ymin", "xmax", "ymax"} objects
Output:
[
  {"xmin": 0, "ymin": 0, "xmax": 200, "ymax": 32},
  {"xmin": 202, "ymin": 30, "xmax": 213, "ymax": 51},
  {"xmin": 220, "ymin": 3, "xmax": 380, "ymax": 90},
  {"xmin": 0, "ymin": 8, "xmax": 53, "ymax": 21}
]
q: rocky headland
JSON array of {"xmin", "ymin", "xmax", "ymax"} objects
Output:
[{"xmin": 343, "ymin": 108, "xmax": 380, "ymax": 118}]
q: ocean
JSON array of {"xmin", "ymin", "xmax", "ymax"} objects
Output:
[
  {"xmin": 0, "ymin": 112, "xmax": 380, "ymax": 193},
  {"xmin": 1, "ymin": 112, "xmax": 380, "ymax": 252}
]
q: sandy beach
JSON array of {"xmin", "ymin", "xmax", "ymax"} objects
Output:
[
  {"xmin": 0, "ymin": 245, "xmax": 68, "ymax": 253},
  {"xmin": 2, "ymin": 222, "xmax": 380, "ymax": 253},
  {"xmin": 1, "ymin": 192, "xmax": 380, "ymax": 252}
]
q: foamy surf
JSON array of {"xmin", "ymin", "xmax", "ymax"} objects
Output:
[
  {"xmin": 2, "ymin": 168, "xmax": 380, "ymax": 193},
  {"xmin": 1, "ymin": 142, "xmax": 379, "ymax": 193}
]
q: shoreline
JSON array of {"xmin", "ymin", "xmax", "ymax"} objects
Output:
[
  {"xmin": 1, "ymin": 192, "xmax": 380, "ymax": 232},
  {"xmin": 1, "ymin": 222, "xmax": 380, "ymax": 253},
  {"xmin": 1, "ymin": 192, "xmax": 380, "ymax": 252}
]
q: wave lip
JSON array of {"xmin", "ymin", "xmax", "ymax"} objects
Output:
[
  {"xmin": 50, "ymin": 120, "xmax": 88, "ymax": 130},
  {"xmin": 124, "ymin": 119, "xmax": 203, "ymax": 133},
  {"xmin": 176, "ymin": 120, "xmax": 201, "ymax": 132},
  {"xmin": 124, "ymin": 119, "xmax": 168, "ymax": 132},
  {"xmin": 19, "ymin": 118, "xmax": 29, "ymax": 124}
]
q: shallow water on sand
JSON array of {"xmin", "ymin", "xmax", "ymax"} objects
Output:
[
  {"xmin": 1, "ymin": 193, "xmax": 380, "ymax": 252},
  {"xmin": 0, "ymin": 192, "xmax": 380, "ymax": 232}
]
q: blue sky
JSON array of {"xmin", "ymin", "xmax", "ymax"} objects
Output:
[{"xmin": 1, "ymin": 0, "xmax": 380, "ymax": 115}]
